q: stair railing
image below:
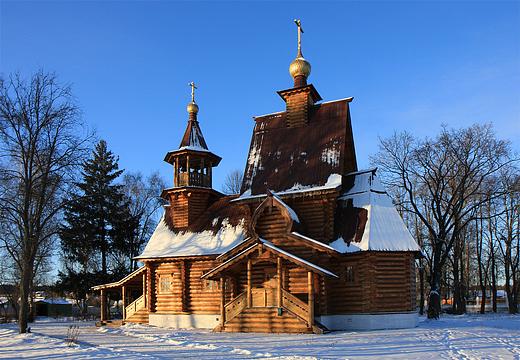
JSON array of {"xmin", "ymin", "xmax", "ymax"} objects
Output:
[
  {"xmin": 224, "ymin": 291, "xmax": 247, "ymax": 322},
  {"xmin": 125, "ymin": 294, "xmax": 145, "ymax": 319},
  {"xmin": 281, "ymin": 289, "xmax": 309, "ymax": 325}
]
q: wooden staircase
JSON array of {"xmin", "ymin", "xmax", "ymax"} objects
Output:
[
  {"xmin": 221, "ymin": 307, "xmax": 313, "ymax": 333},
  {"xmin": 216, "ymin": 288, "xmax": 327, "ymax": 334},
  {"xmin": 124, "ymin": 295, "xmax": 148, "ymax": 324}
]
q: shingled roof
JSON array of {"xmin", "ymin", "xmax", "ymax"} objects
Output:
[{"xmin": 241, "ymin": 98, "xmax": 357, "ymax": 195}]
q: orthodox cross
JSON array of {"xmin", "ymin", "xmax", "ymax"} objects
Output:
[
  {"xmin": 294, "ymin": 19, "xmax": 304, "ymax": 56},
  {"xmin": 189, "ymin": 81, "xmax": 197, "ymax": 102}
]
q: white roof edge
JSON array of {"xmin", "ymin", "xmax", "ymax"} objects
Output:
[
  {"xmin": 345, "ymin": 168, "xmax": 378, "ymax": 176},
  {"xmin": 252, "ymin": 110, "xmax": 285, "ymax": 119},
  {"xmin": 319, "ymin": 97, "xmax": 354, "ymax": 105},
  {"xmin": 290, "ymin": 232, "xmax": 338, "ymax": 252},
  {"xmin": 252, "ymin": 98, "xmax": 353, "ymax": 119},
  {"xmin": 201, "ymin": 244, "xmax": 258, "ymax": 279},
  {"xmin": 260, "ymin": 239, "xmax": 338, "ymax": 278},
  {"xmin": 233, "ymin": 184, "xmax": 340, "ymax": 202}
]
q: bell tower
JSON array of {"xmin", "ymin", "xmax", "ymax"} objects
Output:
[{"xmin": 161, "ymin": 82, "xmax": 222, "ymax": 230}]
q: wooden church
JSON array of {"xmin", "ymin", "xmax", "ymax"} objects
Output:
[{"xmin": 93, "ymin": 21, "xmax": 421, "ymax": 333}]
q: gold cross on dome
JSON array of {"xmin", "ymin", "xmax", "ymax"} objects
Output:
[
  {"xmin": 188, "ymin": 81, "xmax": 197, "ymax": 102},
  {"xmin": 294, "ymin": 19, "xmax": 304, "ymax": 56}
]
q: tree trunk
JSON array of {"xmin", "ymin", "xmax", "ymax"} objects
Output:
[
  {"xmin": 419, "ymin": 259, "xmax": 425, "ymax": 315},
  {"xmin": 427, "ymin": 254, "xmax": 442, "ymax": 319},
  {"xmin": 18, "ymin": 259, "xmax": 34, "ymax": 333}
]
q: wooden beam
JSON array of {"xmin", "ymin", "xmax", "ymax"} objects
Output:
[
  {"xmin": 277, "ymin": 257, "xmax": 282, "ymax": 309},
  {"xmin": 100, "ymin": 289, "xmax": 106, "ymax": 322},
  {"xmin": 308, "ymin": 271, "xmax": 314, "ymax": 326},
  {"xmin": 247, "ymin": 258, "xmax": 252, "ymax": 308},
  {"xmin": 220, "ymin": 277, "xmax": 226, "ymax": 326}
]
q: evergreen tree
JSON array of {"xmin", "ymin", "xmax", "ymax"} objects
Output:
[{"xmin": 59, "ymin": 140, "xmax": 138, "ymax": 313}]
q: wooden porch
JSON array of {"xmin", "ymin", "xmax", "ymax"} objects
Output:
[
  {"xmin": 92, "ymin": 266, "xmax": 149, "ymax": 325},
  {"xmin": 204, "ymin": 240, "xmax": 337, "ymax": 334}
]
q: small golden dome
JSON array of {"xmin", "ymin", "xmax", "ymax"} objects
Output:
[
  {"xmin": 289, "ymin": 56, "xmax": 311, "ymax": 80},
  {"xmin": 187, "ymin": 101, "xmax": 199, "ymax": 114}
]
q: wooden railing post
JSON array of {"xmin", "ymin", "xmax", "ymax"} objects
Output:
[
  {"xmin": 247, "ymin": 259, "xmax": 252, "ymax": 307},
  {"xmin": 100, "ymin": 289, "xmax": 106, "ymax": 322},
  {"xmin": 308, "ymin": 271, "xmax": 314, "ymax": 326},
  {"xmin": 220, "ymin": 277, "xmax": 226, "ymax": 326},
  {"xmin": 277, "ymin": 257, "xmax": 282, "ymax": 309},
  {"xmin": 122, "ymin": 286, "xmax": 126, "ymax": 320}
]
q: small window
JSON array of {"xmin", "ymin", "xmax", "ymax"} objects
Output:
[
  {"xmin": 202, "ymin": 279, "xmax": 220, "ymax": 292},
  {"xmin": 159, "ymin": 275, "xmax": 173, "ymax": 293},
  {"xmin": 345, "ymin": 266, "xmax": 355, "ymax": 283}
]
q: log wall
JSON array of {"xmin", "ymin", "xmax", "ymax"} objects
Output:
[
  {"xmin": 325, "ymin": 252, "xmax": 417, "ymax": 314},
  {"xmin": 149, "ymin": 258, "xmax": 233, "ymax": 314}
]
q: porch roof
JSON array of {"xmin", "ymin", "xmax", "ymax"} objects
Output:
[
  {"xmin": 91, "ymin": 266, "xmax": 146, "ymax": 291},
  {"xmin": 201, "ymin": 239, "xmax": 338, "ymax": 280}
]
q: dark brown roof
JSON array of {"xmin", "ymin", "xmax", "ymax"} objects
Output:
[
  {"xmin": 179, "ymin": 119, "xmax": 208, "ymax": 150},
  {"xmin": 241, "ymin": 98, "xmax": 358, "ymax": 195}
]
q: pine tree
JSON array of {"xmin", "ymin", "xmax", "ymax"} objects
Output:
[
  {"xmin": 60, "ymin": 140, "xmax": 137, "ymax": 288},
  {"xmin": 59, "ymin": 140, "xmax": 139, "ymax": 316}
]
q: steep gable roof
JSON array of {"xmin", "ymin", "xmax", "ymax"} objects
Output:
[{"xmin": 241, "ymin": 98, "xmax": 357, "ymax": 195}]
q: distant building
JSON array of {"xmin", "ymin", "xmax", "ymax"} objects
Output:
[
  {"xmin": 35, "ymin": 298, "xmax": 72, "ymax": 318},
  {"xmin": 94, "ymin": 21, "xmax": 421, "ymax": 333}
]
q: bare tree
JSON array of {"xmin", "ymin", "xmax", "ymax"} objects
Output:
[
  {"xmin": 222, "ymin": 169, "xmax": 243, "ymax": 195},
  {"xmin": 120, "ymin": 171, "xmax": 166, "ymax": 271},
  {"xmin": 0, "ymin": 72, "xmax": 91, "ymax": 333},
  {"xmin": 372, "ymin": 124, "xmax": 515, "ymax": 319},
  {"xmin": 497, "ymin": 168, "xmax": 520, "ymax": 313}
]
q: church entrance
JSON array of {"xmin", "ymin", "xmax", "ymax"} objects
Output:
[{"xmin": 251, "ymin": 266, "xmax": 277, "ymax": 307}]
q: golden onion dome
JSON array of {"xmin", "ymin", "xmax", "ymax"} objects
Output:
[
  {"xmin": 289, "ymin": 56, "xmax": 311, "ymax": 79},
  {"xmin": 187, "ymin": 101, "xmax": 199, "ymax": 114}
]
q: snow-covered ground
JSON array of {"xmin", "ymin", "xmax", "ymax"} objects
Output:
[{"xmin": 0, "ymin": 314, "xmax": 519, "ymax": 359}]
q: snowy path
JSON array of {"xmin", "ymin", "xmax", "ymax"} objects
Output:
[{"xmin": 0, "ymin": 314, "xmax": 519, "ymax": 359}]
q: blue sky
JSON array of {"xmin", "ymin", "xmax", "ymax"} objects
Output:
[{"xmin": 1, "ymin": 1, "xmax": 519, "ymax": 191}]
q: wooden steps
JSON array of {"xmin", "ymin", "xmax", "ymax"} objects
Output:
[
  {"xmin": 221, "ymin": 307, "xmax": 314, "ymax": 334},
  {"xmin": 124, "ymin": 308, "xmax": 149, "ymax": 324}
]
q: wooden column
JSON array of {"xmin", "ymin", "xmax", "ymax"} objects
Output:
[
  {"xmin": 247, "ymin": 259, "xmax": 252, "ymax": 307},
  {"xmin": 208, "ymin": 165, "xmax": 212, "ymax": 187},
  {"xmin": 180, "ymin": 260, "xmax": 187, "ymax": 312},
  {"xmin": 146, "ymin": 262, "xmax": 154, "ymax": 312},
  {"xmin": 175, "ymin": 157, "xmax": 179, "ymax": 186},
  {"xmin": 220, "ymin": 277, "xmax": 226, "ymax": 326},
  {"xmin": 308, "ymin": 271, "xmax": 314, "ymax": 326},
  {"xmin": 122, "ymin": 286, "xmax": 126, "ymax": 320},
  {"xmin": 142, "ymin": 273, "xmax": 146, "ymax": 308},
  {"xmin": 100, "ymin": 289, "xmax": 107, "ymax": 322},
  {"xmin": 277, "ymin": 257, "xmax": 282, "ymax": 308},
  {"xmin": 186, "ymin": 155, "xmax": 190, "ymax": 185}
]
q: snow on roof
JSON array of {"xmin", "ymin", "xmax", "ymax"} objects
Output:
[
  {"xmin": 333, "ymin": 170, "xmax": 421, "ymax": 253},
  {"xmin": 136, "ymin": 216, "xmax": 248, "ymax": 259},
  {"xmin": 35, "ymin": 298, "xmax": 71, "ymax": 305},
  {"xmin": 259, "ymin": 239, "xmax": 338, "ymax": 278},
  {"xmin": 271, "ymin": 194, "xmax": 299, "ymax": 222},
  {"xmin": 237, "ymin": 173, "xmax": 342, "ymax": 201},
  {"xmin": 177, "ymin": 146, "xmax": 210, "ymax": 152}
]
